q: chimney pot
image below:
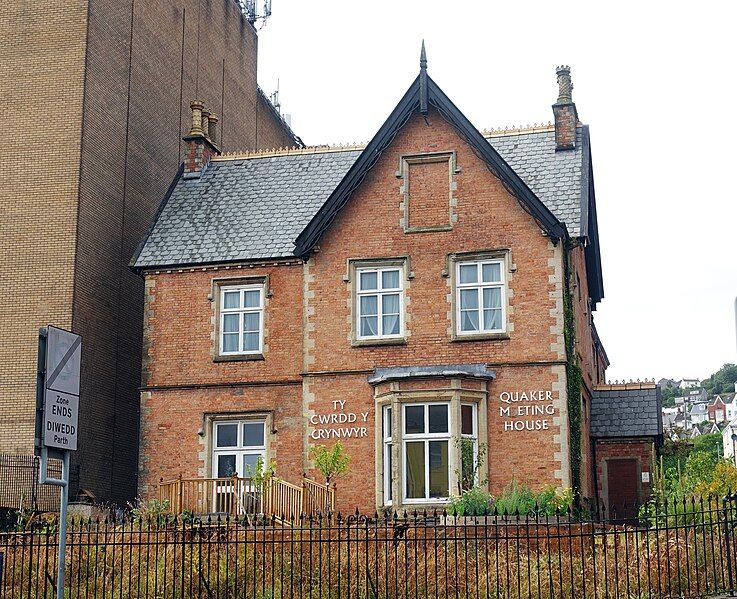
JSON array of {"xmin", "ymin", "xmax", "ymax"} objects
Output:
[
  {"xmin": 201, "ymin": 108, "xmax": 211, "ymax": 139},
  {"xmin": 552, "ymin": 66, "xmax": 578, "ymax": 151},
  {"xmin": 188, "ymin": 100, "xmax": 205, "ymax": 137},
  {"xmin": 208, "ymin": 114, "xmax": 219, "ymax": 145},
  {"xmin": 556, "ymin": 65, "xmax": 573, "ymax": 104}
]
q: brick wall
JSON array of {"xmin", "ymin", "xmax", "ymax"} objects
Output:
[
  {"xmin": 0, "ymin": 0, "xmax": 88, "ymax": 453},
  {"xmin": 594, "ymin": 438, "xmax": 654, "ymax": 511},
  {"xmin": 0, "ymin": 0, "xmax": 296, "ymax": 503}
]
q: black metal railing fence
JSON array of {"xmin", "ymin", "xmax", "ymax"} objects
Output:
[
  {"xmin": 2, "ymin": 494, "xmax": 737, "ymax": 598},
  {"xmin": 0, "ymin": 455, "xmax": 64, "ymax": 514}
]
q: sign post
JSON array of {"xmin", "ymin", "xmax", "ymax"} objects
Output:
[{"xmin": 36, "ymin": 325, "xmax": 81, "ymax": 599}]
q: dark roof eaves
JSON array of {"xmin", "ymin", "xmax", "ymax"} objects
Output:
[
  {"xmin": 293, "ymin": 76, "xmax": 422, "ymax": 257},
  {"xmin": 130, "ymin": 163, "xmax": 185, "ymax": 274}
]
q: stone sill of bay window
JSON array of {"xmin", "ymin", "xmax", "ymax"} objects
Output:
[
  {"xmin": 352, "ymin": 337, "xmax": 407, "ymax": 348},
  {"xmin": 450, "ymin": 332, "xmax": 510, "ymax": 342},
  {"xmin": 213, "ymin": 353, "xmax": 265, "ymax": 363}
]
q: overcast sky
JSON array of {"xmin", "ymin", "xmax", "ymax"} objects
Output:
[{"xmin": 257, "ymin": 1, "xmax": 737, "ymax": 383}]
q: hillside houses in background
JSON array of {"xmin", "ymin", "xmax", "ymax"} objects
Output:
[{"xmin": 660, "ymin": 380, "xmax": 737, "ymax": 444}]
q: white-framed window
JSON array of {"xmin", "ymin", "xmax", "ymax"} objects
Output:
[
  {"xmin": 459, "ymin": 403, "xmax": 479, "ymax": 490},
  {"xmin": 402, "ymin": 403, "xmax": 450, "ymax": 502},
  {"xmin": 356, "ymin": 267, "xmax": 403, "ymax": 340},
  {"xmin": 219, "ymin": 284, "xmax": 264, "ymax": 355},
  {"xmin": 456, "ymin": 259, "xmax": 505, "ymax": 334},
  {"xmin": 212, "ymin": 420, "xmax": 266, "ymax": 479},
  {"xmin": 382, "ymin": 405, "xmax": 393, "ymax": 504}
]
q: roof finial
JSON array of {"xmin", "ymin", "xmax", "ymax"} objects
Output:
[{"xmin": 419, "ymin": 40, "xmax": 428, "ymax": 115}]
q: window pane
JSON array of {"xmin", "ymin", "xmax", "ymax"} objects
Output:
[
  {"xmin": 484, "ymin": 309, "xmax": 503, "ymax": 331},
  {"xmin": 482, "ymin": 262, "xmax": 502, "ymax": 283},
  {"xmin": 461, "ymin": 405, "xmax": 474, "ymax": 436},
  {"xmin": 428, "ymin": 441, "xmax": 449, "ymax": 498},
  {"xmin": 360, "ymin": 295, "xmax": 378, "ymax": 316},
  {"xmin": 243, "ymin": 453, "xmax": 261, "ymax": 477},
  {"xmin": 217, "ymin": 454, "xmax": 237, "ymax": 478},
  {"xmin": 461, "ymin": 310, "xmax": 479, "ymax": 332},
  {"xmin": 428, "ymin": 404, "xmax": 448, "ymax": 433},
  {"xmin": 222, "ymin": 333, "xmax": 239, "ymax": 352},
  {"xmin": 382, "ymin": 314, "xmax": 400, "ymax": 336},
  {"xmin": 460, "ymin": 289, "xmax": 478, "ymax": 310},
  {"xmin": 244, "ymin": 289, "xmax": 261, "ymax": 308},
  {"xmin": 483, "ymin": 287, "xmax": 502, "ymax": 309},
  {"xmin": 383, "ymin": 407, "xmax": 392, "ymax": 439},
  {"xmin": 216, "ymin": 423, "xmax": 238, "ymax": 447},
  {"xmin": 459, "ymin": 263, "xmax": 478, "ymax": 284},
  {"xmin": 223, "ymin": 313, "xmax": 239, "ymax": 333},
  {"xmin": 223, "ymin": 291, "xmax": 240, "ymax": 309},
  {"xmin": 359, "ymin": 271, "xmax": 378, "ymax": 291},
  {"xmin": 243, "ymin": 422, "xmax": 264, "ymax": 447},
  {"xmin": 405, "ymin": 405, "xmax": 425, "ymax": 434},
  {"xmin": 243, "ymin": 312, "xmax": 260, "ymax": 332},
  {"xmin": 381, "ymin": 269, "xmax": 400, "ymax": 289},
  {"xmin": 405, "ymin": 442, "xmax": 425, "ymax": 499},
  {"xmin": 243, "ymin": 332, "xmax": 260, "ymax": 351},
  {"xmin": 360, "ymin": 316, "xmax": 378, "ymax": 337},
  {"xmin": 382, "ymin": 293, "xmax": 399, "ymax": 314}
]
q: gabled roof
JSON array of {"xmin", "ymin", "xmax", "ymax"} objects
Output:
[
  {"xmin": 132, "ymin": 61, "xmax": 602, "ymax": 307},
  {"xmin": 293, "ymin": 74, "xmax": 566, "ymax": 257}
]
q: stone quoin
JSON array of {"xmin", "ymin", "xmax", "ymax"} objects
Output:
[{"xmin": 132, "ymin": 50, "xmax": 661, "ymax": 514}]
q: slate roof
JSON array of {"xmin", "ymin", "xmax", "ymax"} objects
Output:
[
  {"xmin": 590, "ymin": 386, "xmax": 662, "ymax": 438},
  {"xmin": 132, "ymin": 128, "xmax": 586, "ymax": 269}
]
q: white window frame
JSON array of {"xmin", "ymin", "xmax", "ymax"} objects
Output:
[
  {"xmin": 402, "ymin": 402, "xmax": 451, "ymax": 504},
  {"xmin": 382, "ymin": 405, "xmax": 393, "ymax": 505},
  {"xmin": 219, "ymin": 284, "xmax": 264, "ymax": 355},
  {"xmin": 355, "ymin": 266, "xmax": 404, "ymax": 340},
  {"xmin": 455, "ymin": 259, "xmax": 506, "ymax": 335},
  {"xmin": 212, "ymin": 419, "xmax": 267, "ymax": 479}
]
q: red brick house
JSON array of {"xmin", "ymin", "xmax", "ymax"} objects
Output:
[{"xmin": 132, "ymin": 53, "xmax": 619, "ymax": 514}]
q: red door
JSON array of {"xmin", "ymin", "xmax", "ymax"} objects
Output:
[{"xmin": 606, "ymin": 459, "xmax": 639, "ymax": 521}]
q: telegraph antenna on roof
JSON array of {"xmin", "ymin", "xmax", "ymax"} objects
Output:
[{"xmin": 240, "ymin": 0, "xmax": 272, "ymax": 28}]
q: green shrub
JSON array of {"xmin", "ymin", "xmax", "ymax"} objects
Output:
[
  {"xmin": 492, "ymin": 481, "xmax": 574, "ymax": 516},
  {"xmin": 448, "ymin": 486, "xmax": 493, "ymax": 516}
]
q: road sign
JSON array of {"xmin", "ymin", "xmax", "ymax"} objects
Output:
[
  {"xmin": 43, "ymin": 389, "xmax": 79, "ymax": 450},
  {"xmin": 43, "ymin": 326, "xmax": 81, "ymax": 451}
]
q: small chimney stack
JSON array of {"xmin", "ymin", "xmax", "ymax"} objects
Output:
[
  {"xmin": 552, "ymin": 65, "xmax": 578, "ymax": 151},
  {"xmin": 183, "ymin": 100, "xmax": 220, "ymax": 177}
]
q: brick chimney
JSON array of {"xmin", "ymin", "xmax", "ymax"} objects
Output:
[
  {"xmin": 552, "ymin": 66, "xmax": 578, "ymax": 151},
  {"xmin": 183, "ymin": 100, "xmax": 220, "ymax": 177}
]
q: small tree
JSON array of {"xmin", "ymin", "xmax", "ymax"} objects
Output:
[{"xmin": 310, "ymin": 441, "xmax": 350, "ymax": 488}]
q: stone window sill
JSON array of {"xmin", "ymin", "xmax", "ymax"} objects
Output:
[
  {"xmin": 351, "ymin": 338, "xmax": 407, "ymax": 348},
  {"xmin": 213, "ymin": 353, "xmax": 265, "ymax": 363},
  {"xmin": 450, "ymin": 332, "xmax": 510, "ymax": 343}
]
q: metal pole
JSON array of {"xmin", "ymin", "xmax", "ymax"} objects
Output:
[{"xmin": 39, "ymin": 447, "xmax": 69, "ymax": 599}]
